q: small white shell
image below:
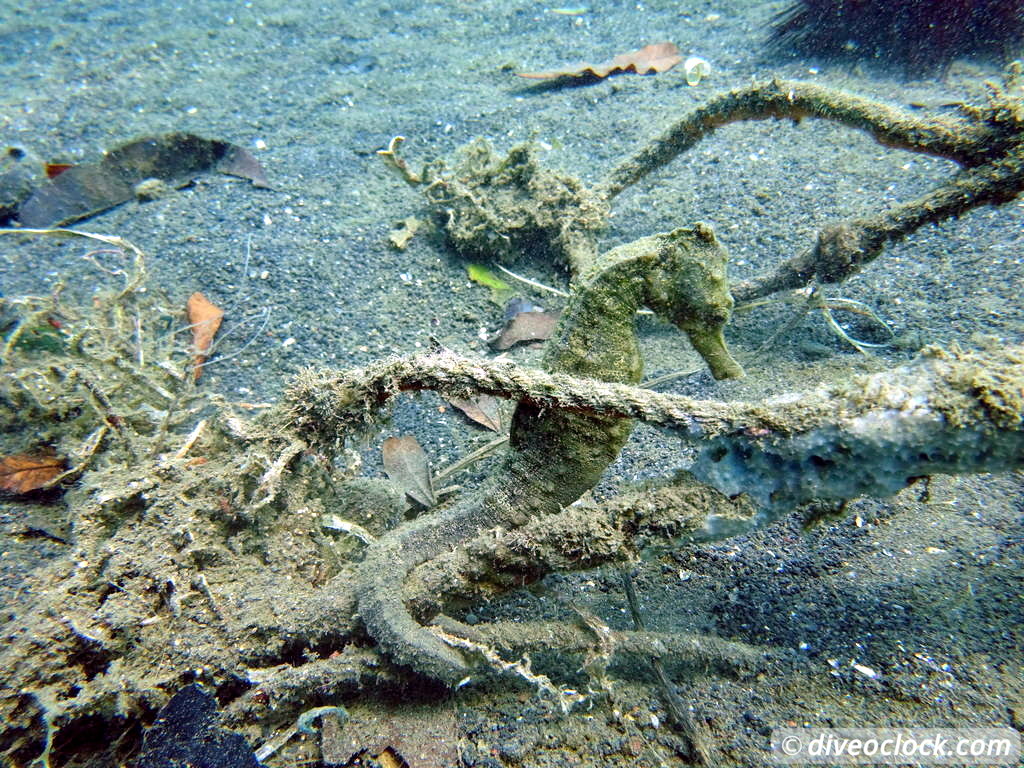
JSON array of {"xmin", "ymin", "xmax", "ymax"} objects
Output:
[
  {"xmin": 851, "ymin": 662, "xmax": 880, "ymax": 679},
  {"xmin": 684, "ymin": 56, "xmax": 711, "ymax": 86}
]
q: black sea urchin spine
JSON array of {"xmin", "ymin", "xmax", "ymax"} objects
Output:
[{"xmin": 767, "ymin": 0, "xmax": 1024, "ymax": 75}]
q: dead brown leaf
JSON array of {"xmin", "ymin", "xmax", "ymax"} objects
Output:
[
  {"xmin": 517, "ymin": 41, "xmax": 682, "ymax": 80},
  {"xmin": 446, "ymin": 394, "xmax": 502, "ymax": 431},
  {"xmin": 382, "ymin": 435, "xmax": 435, "ymax": 508},
  {"xmin": 17, "ymin": 132, "xmax": 269, "ymax": 227},
  {"xmin": 489, "ymin": 309, "xmax": 561, "ymax": 350},
  {"xmin": 0, "ymin": 453, "xmax": 65, "ymax": 494},
  {"xmin": 186, "ymin": 292, "xmax": 224, "ymax": 381}
]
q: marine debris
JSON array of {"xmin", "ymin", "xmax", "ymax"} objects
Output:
[
  {"xmin": 2, "ymin": 68, "xmax": 1024, "ymax": 766},
  {"xmin": 346, "ymin": 64, "xmax": 1024, "ymax": 696},
  {"xmin": 600, "ymin": 69, "xmax": 1024, "ymax": 304},
  {"xmin": 0, "ymin": 228, "xmax": 333, "ymax": 763},
  {"xmin": 394, "ymin": 64, "xmax": 1024, "ymax": 308},
  {"xmin": 419, "ymin": 138, "xmax": 608, "ymax": 274}
]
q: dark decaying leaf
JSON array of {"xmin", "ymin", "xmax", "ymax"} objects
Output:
[
  {"xmin": 0, "ymin": 453, "xmax": 66, "ymax": 494},
  {"xmin": 382, "ymin": 436, "xmax": 435, "ymax": 508},
  {"xmin": 18, "ymin": 132, "xmax": 268, "ymax": 227},
  {"xmin": 446, "ymin": 394, "xmax": 502, "ymax": 431},
  {"xmin": 19, "ymin": 163, "xmax": 133, "ymax": 227},
  {"xmin": 517, "ymin": 42, "xmax": 682, "ymax": 80},
  {"xmin": 490, "ymin": 309, "xmax": 561, "ymax": 351}
]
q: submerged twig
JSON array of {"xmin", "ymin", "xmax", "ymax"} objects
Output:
[{"xmin": 621, "ymin": 569, "xmax": 714, "ymax": 765}]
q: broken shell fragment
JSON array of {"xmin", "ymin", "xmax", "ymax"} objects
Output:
[{"xmin": 683, "ymin": 56, "xmax": 710, "ymax": 86}]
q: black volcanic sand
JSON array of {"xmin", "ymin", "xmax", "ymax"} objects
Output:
[{"xmin": 0, "ymin": 0, "xmax": 1021, "ymax": 766}]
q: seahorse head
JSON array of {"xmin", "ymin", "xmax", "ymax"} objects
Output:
[{"xmin": 643, "ymin": 223, "xmax": 745, "ymax": 380}]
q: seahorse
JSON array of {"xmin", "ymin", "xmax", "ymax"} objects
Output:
[{"xmin": 355, "ymin": 223, "xmax": 743, "ymax": 684}]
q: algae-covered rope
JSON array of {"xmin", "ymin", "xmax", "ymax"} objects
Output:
[
  {"xmin": 733, "ymin": 144, "xmax": 1024, "ymax": 301},
  {"xmin": 599, "ymin": 78, "xmax": 1008, "ymax": 200},
  {"xmin": 287, "ymin": 337, "xmax": 1024, "ymax": 684},
  {"xmin": 349, "ymin": 224, "xmax": 743, "ymax": 685},
  {"xmin": 287, "ymin": 347, "xmax": 751, "ymax": 443},
  {"xmin": 598, "ymin": 73, "xmax": 1024, "ymax": 299}
]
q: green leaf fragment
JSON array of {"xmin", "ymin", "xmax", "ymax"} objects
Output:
[{"xmin": 466, "ymin": 263, "xmax": 515, "ymax": 306}]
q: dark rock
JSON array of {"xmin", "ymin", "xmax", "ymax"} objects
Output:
[{"xmin": 136, "ymin": 684, "xmax": 258, "ymax": 768}]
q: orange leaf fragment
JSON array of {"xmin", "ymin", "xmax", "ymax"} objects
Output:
[
  {"xmin": 0, "ymin": 453, "xmax": 66, "ymax": 494},
  {"xmin": 517, "ymin": 42, "xmax": 682, "ymax": 80},
  {"xmin": 186, "ymin": 292, "xmax": 224, "ymax": 381}
]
